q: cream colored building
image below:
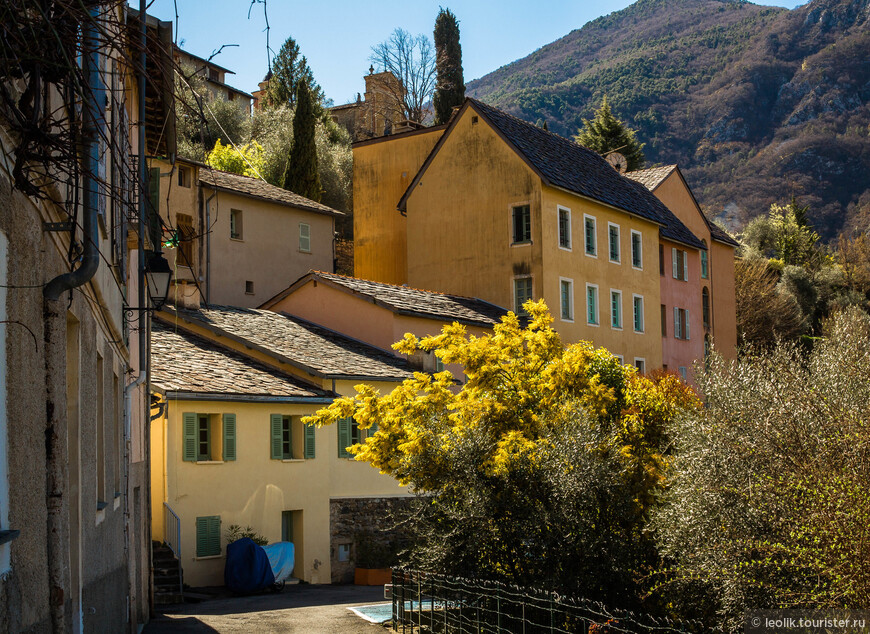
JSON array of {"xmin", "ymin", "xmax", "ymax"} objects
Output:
[
  {"xmin": 149, "ymin": 158, "xmax": 342, "ymax": 308},
  {"xmin": 150, "ymin": 306, "xmax": 415, "ymax": 586}
]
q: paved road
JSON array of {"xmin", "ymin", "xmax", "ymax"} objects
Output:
[{"xmin": 145, "ymin": 585, "xmax": 390, "ymax": 633}]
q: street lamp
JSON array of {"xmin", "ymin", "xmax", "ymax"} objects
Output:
[{"xmin": 144, "ymin": 252, "xmax": 172, "ymax": 310}]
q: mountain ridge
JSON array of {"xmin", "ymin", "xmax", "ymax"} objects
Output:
[{"xmin": 467, "ymin": 0, "xmax": 870, "ymax": 238}]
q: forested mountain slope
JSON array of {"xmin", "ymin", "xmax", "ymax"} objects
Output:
[{"xmin": 467, "ymin": 0, "xmax": 870, "ymax": 238}]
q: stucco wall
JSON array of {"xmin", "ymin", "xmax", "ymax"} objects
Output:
[
  {"xmin": 710, "ymin": 241, "xmax": 738, "ymax": 359},
  {"xmin": 0, "ymin": 168, "xmax": 146, "ymax": 632},
  {"xmin": 405, "ymin": 108, "xmax": 544, "ymax": 311},
  {"xmin": 659, "ymin": 240, "xmax": 705, "ymax": 381},
  {"xmin": 541, "ymin": 187, "xmax": 663, "ymax": 367},
  {"xmin": 353, "ymin": 128, "xmax": 443, "ymax": 285},
  {"xmin": 204, "ymin": 188, "xmax": 335, "ymax": 308}
]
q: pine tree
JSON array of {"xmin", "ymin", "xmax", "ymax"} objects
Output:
[
  {"xmin": 283, "ymin": 80, "xmax": 321, "ymax": 201},
  {"xmin": 575, "ymin": 97, "xmax": 645, "ymax": 171},
  {"xmin": 433, "ymin": 8, "xmax": 465, "ymax": 125},
  {"xmin": 267, "ymin": 36, "xmax": 323, "ymax": 109}
]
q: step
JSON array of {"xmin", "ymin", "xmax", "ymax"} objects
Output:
[{"xmin": 154, "ymin": 591, "xmax": 185, "ymax": 605}]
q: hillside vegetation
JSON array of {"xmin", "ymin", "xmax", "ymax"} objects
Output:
[{"xmin": 468, "ymin": 0, "xmax": 870, "ymax": 238}]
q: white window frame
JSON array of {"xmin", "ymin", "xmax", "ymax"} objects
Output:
[
  {"xmin": 631, "ymin": 230, "xmax": 643, "ymax": 270},
  {"xmin": 683, "ymin": 250, "xmax": 689, "ymax": 281},
  {"xmin": 615, "ymin": 354, "xmax": 624, "ymax": 364},
  {"xmin": 559, "ymin": 277, "xmax": 574, "ymax": 322},
  {"xmin": 607, "ymin": 222, "xmax": 621, "ymax": 263},
  {"xmin": 557, "ymin": 206, "xmax": 572, "ymax": 251},
  {"xmin": 299, "ymin": 222, "xmax": 311, "ymax": 253},
  {"xmin": 633, "ymin": 294, "xmax": 645, "ymax": 333},
  {"xmin": 510, "ymin": 202, "xmax": 532, "ymax": 246},
  {"xmin": 674, "ymin": 307, "xmax": 690, "ymax": 340},
  {"xmin": 585, "ymin": 283, "xmax": 599, "ymax": 326},
  {"xmin": 610, "ymin": 289, "xmax": 623, "ymax": 330},
  {"xmin": 513, "ymin": 276, "xmax": 533, "ymax": 316},
  {"xmin": 634, "ymin": 358, "xmax": 646, "ymax": 374},
  {"xmin": 583, "ymin": 214, "xmax": 597, "ymax": 258}
]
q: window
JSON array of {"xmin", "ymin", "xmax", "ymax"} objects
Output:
[
  {"xmin": 514, "ymin": 277, "xmax": 532, "ymax": 315},
  {"xmin": 512, "ymin": 205, "xmax": 531, "ymax": 244},
  {"xmin": 634, "ymin": 358, "xmax": 646, "ymax": 374},
  {"xmin": 195, "ymin": 515, "xmax": 221, "ymax": 557},
  {"xmin": 610, "ymin": 290, "xmax": 622, "ymax": 329},
  {"xmin": 633, "ymin": 295, "xmax": 645, "ymax": 333},
  {"xmin": 299, "ymin": 222, "xmax": 311, "ymax": 252},
  {"xmin": 659, "ymin": 244, "xmax": 664, "ymax": 276},
  {"xmin": 558, "ymin": 207, "xmax": 571, "ymax": 250},
  {"xmin": 584, "ymin": 215, "xmax": 597, "ymax": 256},
  {"xmin": 674, "ymin": 308, "xmax": 691, "ymax": 340},
  {"xmin": 672, "ymin": 247, "xmax": 688, "ymax": 281},
  {"xmin": 631, "ymin": 230, "xmax": 643, "ymax": 269},
  {"xmin": 176, "ymin": 213, "xmax": 195, "ymax": 266},
  {"xmin": 338, "ymin": 417, "xmax": 376, "ymax": 458},
  {"xmin": 661, "ymin": 304, "xmax": 667, "ymax": 337},
  {"xmin": 183, "ymin": 412, "xmax": 236, "ymax": 462},
  {"xmin": 96, "ymin": 354, "xmax": 106, "ymax": 508},
  {"xmin": 608, "ymin": 223, "xmax": 620, "ymax": 262},
  {"xmin": 702, "ymin": 287, "xmax": 710, "ymax": 331},
  {"xmin": 271, "ymin": 414, "xmax": 315, "ymax": 460},
  {"xmin": 337, "ymin": 543, "xmax": 351, "ymax": 562},
  {"xmin": 245, "ymin": 280, "xmax": 254, "ymax": 295},
  {"xmin": 560, "ymin": 278, "xmax": 573, "ymax": 321},
  {"xmin": 615, "ymin": 355, "xmax": 624, "ymax": 364},
  {"xmin": 701, "ymin": 241, "xmax": 709, "ymax": 279},
  {"xmin": 678, "ymin": 366, "xmax": 688, "ymax": 381},
  {"xmin": 230, "ymin": 209, "xmax": 243, "ymax": 240},
  {"xmin": 586, "ymin": 284, "xmax": 599, "ymax": 326},
  {"xmin": 177, "ymin": 166, "xmax": 190, "ymax": 188},
  {"xmin": 208, "ymin": 68, "xmax": 220, "ymax": 82},
  {"xmin": 281, "ymin": 510, "xmax": 302, "ymax": 544}
]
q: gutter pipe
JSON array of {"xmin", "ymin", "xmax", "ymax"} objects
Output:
[{"xmin": 43, "ymin": 7, "xmax": 106, "ymax": 301}]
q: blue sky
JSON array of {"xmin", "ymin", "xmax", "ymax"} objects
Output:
[{"xmin": 143, "ymin": 0, "xmax": 806, "ymax": 105}]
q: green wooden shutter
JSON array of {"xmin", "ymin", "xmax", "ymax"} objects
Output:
[
  {"xmin": 196, "ymin": 515, "xmax": 221, "ymax": 557},
  {"xmin": 368, "ymin": 421, "xmax": 378, "ymax": 437},
  {"xmin": 338, "ymin": 417, "xmax": 351, "ymax": 458},
  {"xmin": 222, "ymin": 414, "xmax": 236, "ymax": 461},
  {"xmin": 270, "ymin": 414, "xmax": 283, "ymax": 460},
  {"xmin": 304, "ymin": 423, "xmax": 316, "ymax": 459},
  {"xmin": 182, "ymin": 413, "xmax": 197, "ymax": 461}
]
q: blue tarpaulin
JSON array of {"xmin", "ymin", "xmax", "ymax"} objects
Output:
[{"xmin": 224, "ymin": 538, "xmax": 275, "ymax": 593}]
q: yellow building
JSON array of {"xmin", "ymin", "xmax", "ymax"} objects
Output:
[
  {"xmin": 148, "ymin": 158, "xmax": 342, "ymax": 308},
  {"xmin": 355, "ymin": 98, "xmax": 710, "ymax": 369},
  {"xmin": 150, "ymin": 306, "xmax": 415, "ymax": 586}
]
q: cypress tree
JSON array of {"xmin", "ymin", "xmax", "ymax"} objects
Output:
[
  {"xmin": 283, "ymin": 80, "xmax": 321, "ymax": 201},
  {"xmin": 433, "ymin": 8, "xmax": 465, "ymax": 125},
  {"xmin": 575, "ymin": 97, "xmax": 646, "ymax": 171}
]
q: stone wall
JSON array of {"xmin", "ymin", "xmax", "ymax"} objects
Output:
[{"xmin": 329, "ymin": 497, "xmax": 412, "ymax": 584}]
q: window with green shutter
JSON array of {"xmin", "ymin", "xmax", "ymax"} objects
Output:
[
  {"xmin": 338, "ymin": 417, "xmax": 352, "ymax": 458},
  {"xmin": 303, "ymin": 423, "xmax": 315, "ymax": 459},
  {"xmin": 270, "ymin": 414, "xmax": 285, "ymax": 459},
  {"xmin": 608, "ymin": 224, "xmax": 620, "ymax": 262},
  {"xmin": 195, "ymin": 515, "xmax": 221, "ymax": 557},
  {"xmin": 196, "ymin": 414, "xmax": 210, "ymax": 461},
  {"xmin": 183, "ymin": 412, "xmax": 197, "ymax": 461},
  {"xmin": 222, "ymin": 414, "xmax": 236, "ymax": 461}
]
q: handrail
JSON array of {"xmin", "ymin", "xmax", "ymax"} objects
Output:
[{"xmin": 163, "ymin": 503, "xmax": 182, "ymax": 595}]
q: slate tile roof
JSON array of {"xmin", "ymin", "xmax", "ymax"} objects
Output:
[
  {"xmin": 166, "ymin": 305, "xmax": 415, "ymax": 381},
  {"xmin": 302, "ymin": 271, "xmax": 509, "ymax": 327},
  {"xmin": 627, "ymin": 165, "xmax": 740, "ymax": 247},
  {"xmin": 465, "ymin": 99, "xmax": 706, "ymax": 250},
  {"xmin": 625, "ymin": 165, "xmax": 677, "ymax": 190},
  {"xmin": 198, "ymin": 169, "xmax": 343, "ymax": 217},
  {"xmin": 150, "ymin": 320, "xmax": 329, "ymax": 398}
]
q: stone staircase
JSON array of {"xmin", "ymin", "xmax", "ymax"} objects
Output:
[{"xmin": 152, "ymin": 541, "xmax": 184, "ymax": 604}]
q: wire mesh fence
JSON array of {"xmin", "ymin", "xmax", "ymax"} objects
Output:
[{"xmin": 390, "ymin": 569, "xmax": 699, "ymax": 634}]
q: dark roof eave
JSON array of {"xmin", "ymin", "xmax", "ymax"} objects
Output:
[
  {"xmin": 198, "ymin": 181, "xmax": 344, "ymax": 217},
  {"xmin": 323, "ymin": 374, "xmax": 413, "ymax": 382},
  {"xmin": 161, "ymin": 391, "xmax": 335, "ymax": 403}
]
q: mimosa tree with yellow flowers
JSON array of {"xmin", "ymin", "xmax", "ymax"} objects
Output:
[{"xmin": 304, "ymin": 300, "xmax": 698, "ymax": 604}]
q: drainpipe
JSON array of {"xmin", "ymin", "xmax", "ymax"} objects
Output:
[
  {"xmin": 204, "ymin": 190, "xmax": 217, "ymax": 304},
  {"xmin": 43, "ymin": 9, "xmax": 106, "ymax": 301}
]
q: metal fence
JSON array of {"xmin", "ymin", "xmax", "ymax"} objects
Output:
[{"xmin": 391, "ymin": 569, "xmax": 698, "ymax": 634}]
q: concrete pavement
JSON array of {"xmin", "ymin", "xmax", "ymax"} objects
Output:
[{"xmin": 144, "ymin": 584, "xmax": 390, "ymax": 633}]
